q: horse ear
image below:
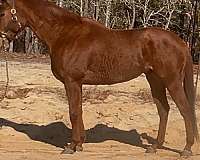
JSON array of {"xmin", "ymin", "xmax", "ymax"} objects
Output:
[
  {"xmin": 0, "ymin": 0, "xmax": 7, "ymax": 5},
  {"xmin": 0, "ymin": 0, "xmax": 8, "ymax": 8}
]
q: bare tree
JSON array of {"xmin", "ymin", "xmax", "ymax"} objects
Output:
[
  {"xmin": 84, "ymin": 0, "xmax": 89, "ymax": 16},
  {"xmin": 123, "ymin": 0, "xmax": 136, "ymax": 29},
  {"xmin": 105, "ymin": 0, "xmax": 112, "ymax": 28},
  {"xmin": 56, "ymin": 0, "xmax": 64, "ymax": 7},
  {"xmin": 80, "ymin": 0, "xmax": 84, "ymax": 16},
  {"xmin": 165, "ymin": 0, "xmax": 179, "ymax": 30},
  {"xmin": 94, "ymin": 0, "xmax": 100, "ymax": 20}
]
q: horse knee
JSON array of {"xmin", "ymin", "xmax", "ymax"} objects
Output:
[
  {"xmin": 153, "ymin": 98, "xmax": 169, "ymax": 115},
  {"xmin": 179, "ymin": 106, "xmax": 193, "ymax": 118},
  {"xmin": 157, "ymin": 139, "xmax": 165, "ymax": 146},
  {"xmin": 70, "ymin": 111, "xmax": 79, "ymax": 122}
]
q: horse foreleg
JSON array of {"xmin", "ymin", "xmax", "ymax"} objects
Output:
[
  {"xmin": 62, "ymin": 78, "xmax": 84, "ymax": 154},
  {"xmin": 146, "ymin": 73, "xmax": 170, "ymax": 153}
]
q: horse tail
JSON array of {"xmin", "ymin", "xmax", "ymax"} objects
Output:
[{"xmin": 184, "ymin": 53, "xmax": 199, "ymax": 142}]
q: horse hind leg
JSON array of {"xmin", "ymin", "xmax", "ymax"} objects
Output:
[
  {"xmin": 145, "ymin": 73, "xmax": 170, "ymax": 153},
  {"xmin": 166, "ymin": 76, "xmax": 195, "ymax": 157}
]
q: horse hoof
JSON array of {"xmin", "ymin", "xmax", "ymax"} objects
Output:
[
  {"xmin": 61, "ymin": 147, "xmax": 75, "ymax": 154},
  {"xmin": 145, "ymin": 146, "xmax": 157, "ymax": 154},
  {"xmin": 76, "ymin": 146, "xmax": 83, "ymax": 152},
  {"xmin": 180, "ymin": 150, "xmax": 192, "ymax": 157}
]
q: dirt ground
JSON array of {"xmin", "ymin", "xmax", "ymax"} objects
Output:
[{"xmin": 0, "ymin": 53, "xmax": 200, "ymax": 160}]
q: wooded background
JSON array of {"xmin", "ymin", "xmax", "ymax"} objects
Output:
[{"xmin": 7, "ymin": 0, "xmax": 200, "ymax": 60}]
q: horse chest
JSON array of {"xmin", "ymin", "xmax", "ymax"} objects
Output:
[{"xmin": 51, "ymin": 62, "xmax": 64, "ymax": 83}]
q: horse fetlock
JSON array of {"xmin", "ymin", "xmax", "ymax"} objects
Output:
[
  {"xmin": 61, "ymin": 142, "xmax": 83, "ymax": 154},
  {"xmin": 180, "ymin": 149, "xmax": 192, "ymax": 157},
  {"xmin": 80, "ymin": 135, "xmax": 86, "ymax": 143},
  {"xmin": 62, "ymin": 143, "xmax": 76, "ymax": 154},
  {"xmin": 156, "ymin": 139, "xmax": 164, "ymax": 147},
  {"xmin": 76, "ymin": 145, "xmax": 83, "ymax": 152},
  {"xmin": 145, "ymin": 146, "xmax": 157, "ymax": 154},
  {"xmin": 61, "ymin": 147, "xmax": 75, "ymax": 154}
]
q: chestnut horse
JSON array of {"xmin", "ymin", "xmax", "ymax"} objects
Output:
[{"xmin": 0, "ymin": 0, "xmax": 199, "ymax": 157}]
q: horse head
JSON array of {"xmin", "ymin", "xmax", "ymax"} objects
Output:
[{"xmin": 0, "ymin": 0, "xmax": 26, "ymax": 41}]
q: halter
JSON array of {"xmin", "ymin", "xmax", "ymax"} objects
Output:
[
  {"xmin": 0, "ymin": 0, "xmax": 22, "ymax": 38},
  {"xmin": 10, "ymin": 0, "xmax": 22, "ymax": 28}
]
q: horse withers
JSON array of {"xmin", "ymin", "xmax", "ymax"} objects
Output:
[{"xmin": 0, "ymin": 0, "xmax": 199, "ymax": 157}]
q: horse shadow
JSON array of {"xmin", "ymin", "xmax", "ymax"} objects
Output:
[{"xmin": 0, "ymin": 118, "xmax": 181, "ymax": 154}]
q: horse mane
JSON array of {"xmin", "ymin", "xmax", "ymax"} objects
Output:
[
  {"xmin": 43, "ymin": 0, "xmax": 106, "ymax": 28},
  {"xmin": 18, "ymin": 0, "xmax": 107, "ymax": 30},
  {"xmin": 22, "ymin": 0, "xmax": 81, "ymax": 25}
]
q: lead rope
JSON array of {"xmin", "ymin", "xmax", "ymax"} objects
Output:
[
  {"xmin": 0, "ymin": 0, "xmax": 18, "ymax": 102},
  {"xmin": 0, "ymin": 36, "xmax": 9, "ymax": 102}
]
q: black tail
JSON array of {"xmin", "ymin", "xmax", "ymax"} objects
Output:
[{"xmin": 184, "ymin": 54, "xmax": 199, "ymax": 142}]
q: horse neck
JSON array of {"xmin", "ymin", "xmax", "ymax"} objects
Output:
[{"xmin": 14, "ymin": 0, "xmax": 81, "ymax": 50}]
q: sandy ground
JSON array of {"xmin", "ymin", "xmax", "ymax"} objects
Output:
[{"xmin": 0, "ymin": 54, "xmax": 200, "ymax": 160}]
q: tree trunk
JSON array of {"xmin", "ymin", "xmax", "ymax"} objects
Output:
[
  {"xmin": 129, "ymin": 0, "xmax": 136, "ymax": 29},
  {"xmin": 105, "ymin": 0, "xmax": 112, "ymax": 28},
  {"xmin": 9, "ymin": 41, "xmax": 13, "ymax": 52},
  {"xmin": 80, "ymin": 0, "xmax": 83, "ymax": 16},
  {"xmin": 94, "ymin": 0, "xmax": 100, "ymax": 20},
  {"xmin": 84, "ymin": 0, "xmax": 89, "ymax": 17},
  {"xmin": 25, "ymin": 28, "xmax": 32, "ymax": 53},
  {"xmin": 13, "ymin": 30, "xmax": 26, "ymax": 53},
  {"xmin": 56, "ymin": 0, "xmax": 64, "ymax": 7}
]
